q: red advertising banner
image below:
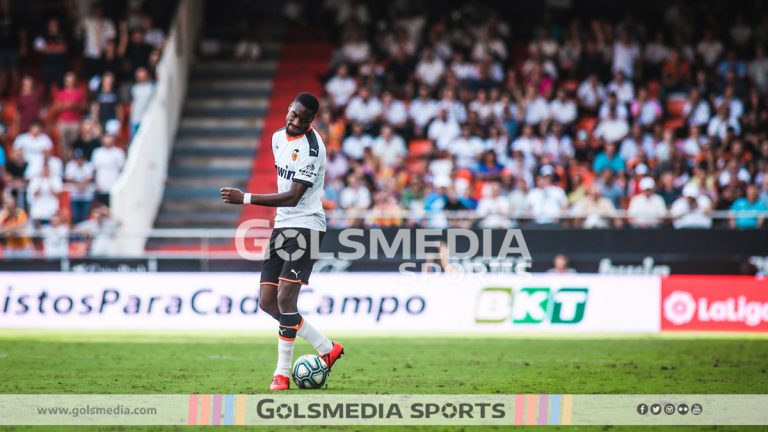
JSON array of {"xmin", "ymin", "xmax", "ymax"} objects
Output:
[{"xmin": 662, "ymin": 276, "xmax": 768, "ymax": 332}]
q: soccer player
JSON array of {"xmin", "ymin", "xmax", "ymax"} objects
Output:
[{"xmin": 220, "ymin": 92, "xmax": 344, "ymax": 390}]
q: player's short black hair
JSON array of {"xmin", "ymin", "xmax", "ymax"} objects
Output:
[{"xmin": 294, "ymin": 92, "xmax": 319, "ymax": 115}]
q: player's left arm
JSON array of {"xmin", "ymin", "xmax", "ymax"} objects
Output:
[{"xmin": 220, "ymin": 182, "xmax": 309, "ymax": 207}]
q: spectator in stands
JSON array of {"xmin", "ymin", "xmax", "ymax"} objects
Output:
[
  {"xmin": 25, "ymin": 147, "xmax": 62, "ymax": 182},
  {"xmin": 91, "ymin": 71, "xmax": 121, "ymax": 132},
  {"xmin": 526, "ymin": 165, "xmax": 567, "ymax": 224},
  {"xmin": 371, "ymin": 124, "xmax": 406, "ymax": 168},
  {"xmin": 683, "ymin": 88, "xmax": 711, "ymax": 127},
  {"xmin": 415, "ymin": 48, "xmax": 445, "ymax": 88},
  {"xmin": 64, "ymin": 149, "xmax": 95, "ymax": 224},
  {"xmin": 75, "ymin": 203, "xmax": 118, "ymax": 257},
  {"xmin": 80, "ymin": 3, "xmax": 117, "ymax": 80},
  {"xmin": 342, "ymin": 122, "xmax": 373, "ymax": 161},
  {"xmin": 345, "ymin": 86, "xmax": 382, "ymax": 129},
  {"xmin": 628, "ymin": 177, "xmax": 667, "ymax": 228},
  {"xmin": 594, "ymin": 107, "xmax": 629, "ymax": 143},
  {"xmin": 730, "ymin": 184, "xmax": 767, "ymax": 228},
  {"xmin": 409, "ymin": 84, "xmax": 438, "ymax": 136},
  {"xmin": 339, "ymin": 174, "xmax": 372, "ymax": 225},
  {"xmin": 448, "ymin": 124, "xmax": 485, "ymax": 170},
  {"xmin": 26, "ymin": 163, "xmax": 61, "ymax": 226},
  {"xmin": 15, "ymin": 76, "xmax": 43, "ymax": 133},
  {"xmin": 573, "ymin": 184, "xmax": 617, "ymax": 228},
  {"xmin": 475, "ymin": 150, "xmax": 504, "ymax": 181},
  {"xmin": 577, "ymin": 73, "xmax": 605, "ymax": 115},
  {"xmin": 477, "ymin": 182, "xmax": 511, "ymax": 228},
  {"xmin": 428, "ymin": 108, "xmax": 460, "ymax": 152},
  {"xmin": 607, "ymin": 71, "xmax": 635, "ymax": 104},
  {"xmin": 91, "ymin": 134, "xmax": 125, "ymax": 204},
  {"xmin": 72, "ymin": 119, "xmax": 101, "ymax": 161},
  {"xmin": 671, "ymin": 183, "xmax": 713, "ymax": 228},
  {"xmin": 3, "ymin": 148, "xmax": 26, "ymax": 207},
  {"xmin": 549, "ymin": 88, "xmax": 577, "ymax": 126},
  {"xmin": 0, "ymin": 195, "xmax": 31, "ymax": 257},
  {"xmin": 130, "ymin": 67, "xmax": 155, "ymax": 136},
  {"xmin": 593, "ymin": 141, "xmax": 625, "ymax": 174},
  {"xmin": 631, "ymin": 87, "xmax": 662, "ymax": 126},
  {"xmin": 325, "ymin": 64, "xmax": 356, "ymax": 109},
  {"xmin": 0, "ymin": 0, "xmax": 25, "ymax": 97},
  {"xmin": 596, "ymin": 168, "xmax": 625, "ymax": 208},
  {"xmin": 142, "ymin": 15, "xmax": 165, "ymax": 49},
  {"xmin": 40, "ymin": 213, "xmax": 69, "ymax": 257},
  {"xmin": 379, "ymin": 90, "xmax": 408, "ymax": 131},
  {"xmin": 55, "ymin": 72, "xmax": 87, "ymax": 157},
  {"xmin": 521, "ymin": 84, "xmax": 550, "ymax": 127},
  {"xmin": 697, "ymin": 30, "xmax": 723, "ymax": 68},
  {"xmin": 547, "ymin": 253, "xmax": 577, "ymax": 273},
  {"xmin": 35, "ymin": 17, "xmax": 68, "ymax": 97},
  {"xmin": 13, "ymin": 121, "xmax": 53, "ymax": 165}
]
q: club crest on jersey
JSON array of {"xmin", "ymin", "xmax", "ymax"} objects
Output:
[{"xmin": 292, "ymin": 148, "xmax": 299, "ymax": 161}]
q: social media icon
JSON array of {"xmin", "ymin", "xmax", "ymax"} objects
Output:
[
  {"xmin": 664, "ymin": 404, "xmax": 675, "ymax": 415},
  {"xmin": 691, "ymin": 403, "xmax": 703, "ymax": 415},
  {"xmin": 637, "ymin": 404, "xmax": 649, "ymax": 415},
  {"xmin": 678, "ymin": 404, "xmax": 689, "ymax": 415},
  {"xmin": 651, "ymin": 404, "xmax": 662, "ymax": 415}
]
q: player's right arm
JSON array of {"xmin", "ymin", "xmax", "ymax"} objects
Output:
[{"xmin": 219, "ymin": 182, "xmax": 309, "ymax": 207}]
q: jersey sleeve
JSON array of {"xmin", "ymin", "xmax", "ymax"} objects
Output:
[{"xmin": 292, "ymin": 131, "xmax": 322, "ymax": 187}]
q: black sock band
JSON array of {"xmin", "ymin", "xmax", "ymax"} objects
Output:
[{"xmin": 278, "ymin": 313, "xmax": 303, "ymax": 341}]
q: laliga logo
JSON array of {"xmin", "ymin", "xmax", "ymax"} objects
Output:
[{"xmin": 663, "ymin": 291, "xmax": 696, "ymax": 325}]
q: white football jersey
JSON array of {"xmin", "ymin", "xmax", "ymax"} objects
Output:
[{"xmin": 272, "ymin": 127, "xmax": 327, "ymax": 231}]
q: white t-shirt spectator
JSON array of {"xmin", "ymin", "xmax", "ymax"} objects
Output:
[
  {"xmin": 339, "ymin": 185, "xmax": 372, "ymax": 209},
  {"xmin": 524, "ymin": 96, "xmax": 550, "ymax": 124},
  {"xmin": 633, "ymin": 99, "xmax": 662, "ymax": 126},
  {"xmin": 42, "ymin": 224, "xmax": 69, "ymax": 257},
  {"xmin": 697, "ymin": 40, "xmax": 723, "ymax": 67},
  {"xmin": 612, "ymin": 41, "xmax": 640, "ymax": 77},
  {"xmin": 511, "ymin": 135, "xmax": 540, "ymax": 159},
  {"xmin": 594, "ymin": 118, "xmax": 630, "ymax": 142},
  {"xmin": 683, "ymin": 100, "xmax": 711, "ymax": 126},
  {"xmin": 427, "ymin": 117, "xmax": 461, "ymax": 151},
  {"xmin": 341, "ymin": 40, "xmax": 370, "ymax": 64},
  {"xmin": 345, "ymin": 96, "xmax": 382, "ymax": 125},
  {"xmin": 325, "ymin": 75, "xmax": 357, "ymax": 107},
  {"xmin": 415, "ymin": 57, "xmax": 445, "ymax": 87},
  {"xmin": 27, "ymin": 176, "xmax": 62, "ymax": 220},
  {"xmin": 13, "ymin": 132, "xmax": 53, "ymax": 164},
  {"xmin": 448, "ymin": 135, "xmax": 485, "ymax": 169},
  {"xmin": 541, "ymin": 134, "xmax": 574, "ymax": 162},
  {"xmin": 628, "ymin": 193, "xmax": 667, "ymax": 227},
  {"xmin": 91, "ymin": 146, "xmax": 126, "ymax": 192},
  {"xmin": 371, "ymin": 134, "xmax": 407, "ymax": 167},
  {"xmin": 671, "ymin": 195, "xmax": 713, "ymax": 228},
  {"xmin": 549, "ymin": 99, "xmax": 577, "ymax": 125},
  {"xmin": 382, "ymin": 99, "xmax": 408, "ymax": 125},
  {"xmin": 707, "ymin": 116, "xmax": 741, "ymax": 139},
  {"xmin": 526, "ymin": 185, "xmax": 567, "ymax": 224},
  {"xmin": 577, "ymin": 80, "xmax": 606, "ymax": 108},
  {"xmin": 607, "ymin": 80, "xmax": 635, "ymax": 104},
  {"xmin": 409, "ymin": 98, "xmax": 439, "ymax": 128},
  {"xmin": 130, "ymin": 81, "xmax": 155, "ymax": 125},
  {"xmin": 477, "ymin": 195, "xmax": 512, "ymax": 228},
  {"xmin": 437, "ymin": 99, "xmax": 467, "ymax": 123},
  {"xmin": 598, "ymin": 102, "xmax": 629, "ymax": 120},
  {"xmin": 342, "ymin": 133, "xmax": 373, "ymax": 160},
  {"xmin": 65, "ymin": 160, "xmax": 96, "ymax": 200},
  {"xmin": 713, "ymin": 96, "xmax": 744, "ymax": 120},
  {"xmin": 82, "ymin": 17, "xmax": 116, "ymax": 59},
  {"xmin": 25, "ymin": 156, "xmax": 63, "ymax": 180}
]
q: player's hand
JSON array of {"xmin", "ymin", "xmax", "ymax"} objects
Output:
[{"xmin": 220, "ymin": 187, "xmax": 245, "ymax": 204}]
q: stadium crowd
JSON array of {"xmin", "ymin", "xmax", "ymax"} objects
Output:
[
  {"xmin": 312, "ymin": 1, "xmax": 768, "ymax": 229},
  {"xmin": 0, "ymin": 0, "xmax": 175, "ymax": 257}
]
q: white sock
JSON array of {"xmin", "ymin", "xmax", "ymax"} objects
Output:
[
  {"xmin": 274, "ymin": 338, "xmax": 294, "ymax": 377},
  {"xmin": 297, "ymin": 319, "xmax": 333, "ymax": 354}
]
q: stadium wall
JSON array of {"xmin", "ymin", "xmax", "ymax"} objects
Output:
[
  {"xmin": 109, "ymin": 0, "xmax": 202, "ymax": 256},
  {"xmin": 1, "ymin": 273, "xmax": 765, "ymax": 333}
]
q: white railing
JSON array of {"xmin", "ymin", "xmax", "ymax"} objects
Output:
[{"xmin": 109, "ymin": 0, "xmax": 202, "ymax": 256}]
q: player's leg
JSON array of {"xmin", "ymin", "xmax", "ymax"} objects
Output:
[
  {"xmin": 276, "ymin": 229, "xmax": 343, "ymax": 369},
  {"xmin": 258, "ymin": 282, "xmax": 279, "ymax": 320}
]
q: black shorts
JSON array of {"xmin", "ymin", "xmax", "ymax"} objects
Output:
[{"xmin": 260, "ymin": 228, "xmax": 324, "ymax": 286}]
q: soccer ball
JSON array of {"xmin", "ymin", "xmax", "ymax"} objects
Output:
[{"xmin": 292, "ymin": 354, "xmax": 328, "ymax": 389}]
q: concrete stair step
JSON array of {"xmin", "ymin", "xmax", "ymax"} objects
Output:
[
  {"xmin": 177, "ymin": 127, "xmax": 262, "ymax": 138},
  {"xmin": 170, "ymin": 155, "xmax": 253, "ymax": 169},
  {"xmin": 168, "ymin": 166, "xmax": 251, "ymax": 178},
  {"xmin": 189, "ymin": 79, "xmax": 272, "ymax": 90},
  {"xmin": 182, "ymin": 106, "xmax": 268, "ymax": 117},
  {"xmin": 184, "ymin": 97, "xmax": 269, "ymax": 109},
  {"xmin": 155, "ymin": 211, "xmax": 240, "ymax": 228},
  {"xmin": 173, "ymin": 147, "xmax": 256, "ymax": 157},
  {"xmin": 160, "ymin": 197, "xmax": 237, "ymax": 213},
  {"xmin": 187, "ymin": 88, "xmax": 271, "ymax": 98},
  {"xmin": 180, "ymin": 117, "xmax": 264, "ymax": 129}
]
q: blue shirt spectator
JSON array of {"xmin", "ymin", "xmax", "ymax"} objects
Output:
[
  {"xmin": 730, "ymin": 185, "xmax": 767, "ymax": 228},
  {"xmin": 592, "ymin": 142, "xmax": 625, "ymax": 174}
]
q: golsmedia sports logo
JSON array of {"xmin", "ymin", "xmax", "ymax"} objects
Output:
[{"xmin": 475, "ymin": 287, "xmax": 588, "ymax": 325}]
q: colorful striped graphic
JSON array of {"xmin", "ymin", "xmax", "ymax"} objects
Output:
[
  {"xmin": 562, "ymin": 394, "xmax": 573, "ymax": 425},
  {"xmin": 525, "ymin": 394, "xmax": 537, "ymax": 424},
  {"xmin": 511, "ymin": 394, "xmax": 572, "ymax": 426},
  {"xmin": 549, "ymin": 394, "xmax": 562, "ymax": 425},
  {"xmin": 187, "ymin": 394, "xmax": 248, "ymax": 425},
  {"xmin": 538, "ymin": 394, "xmax": 548, "ymax": 425},
  {"xmin": 514, "ymin": 394, "xmax": 525, "ymax": 424}
]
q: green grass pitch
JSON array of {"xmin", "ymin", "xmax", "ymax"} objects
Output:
[{"xmin": 0, "ymin": 331, "xmax": 767, "ymax": 431}]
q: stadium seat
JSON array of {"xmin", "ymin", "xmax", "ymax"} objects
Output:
[
  {"xmin": 455, "ymin": 168, "xmax": 473, "ymax": 183},
  {"xmin": 578, "ymin": 117, "xmax": 598, "ymax": 134},
  {"xmin": 409, "ymin": 139, "xmax": 434, "ymax": 158},
  {"xmin": 647, "ymin": 81, "xmax": 661, "ymax": 99},
  {"xmin": 667, "ymin": 97, "xmax": 687, "ymax": 118},
  {"xmin": 664, "ymin": 118, "xmax": 685, "ymax": 132}
]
